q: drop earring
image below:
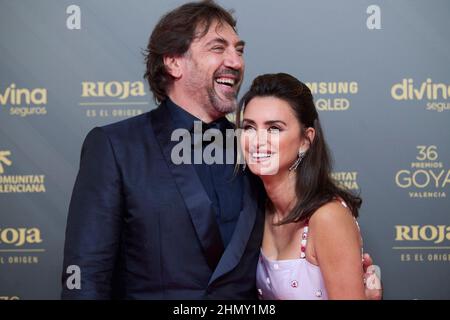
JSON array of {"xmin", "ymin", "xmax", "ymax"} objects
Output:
[{"xmin": 289, "ymin": 150, "xmax": 306, "ymax": 171}]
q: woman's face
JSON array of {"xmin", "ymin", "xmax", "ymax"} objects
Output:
[{"xmin": 241, "ymin": 96, "xmax": 304, "ymax": 176}]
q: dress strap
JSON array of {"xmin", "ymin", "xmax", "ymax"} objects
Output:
[{"xmin": 300, "ymin": 219, "xmax": 309, "ymax": 259}]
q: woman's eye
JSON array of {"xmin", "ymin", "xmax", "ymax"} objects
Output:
[
  {"xmin": 243, "ymin": 125, "xmax": 255, "ymax": 131},
  {"xmin": 268, "ymin": 126, "xmax": 280, "ymax": 133}
]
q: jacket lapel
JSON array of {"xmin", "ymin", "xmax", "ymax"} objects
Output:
[
  {"xmin": 208, "ymin": 172, "xmax": 262, "ymax": 285},
  {"xmin": 150, "ymin": 102, "xmax": 224, "ymax": 270}
]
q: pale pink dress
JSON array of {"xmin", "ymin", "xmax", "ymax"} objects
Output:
[{"xmin": 256, "ymin": 200, "xmax": 361, "ymax": 300}]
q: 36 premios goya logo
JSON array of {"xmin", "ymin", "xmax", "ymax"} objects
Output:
[{"xmin": 395, "ymin": 145, "xmax": 449, "ymax": 198}]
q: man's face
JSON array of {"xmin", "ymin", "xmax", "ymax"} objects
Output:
[{"xmin": 180, "ymin": 20, "xmax": 245, "ymax": 116}]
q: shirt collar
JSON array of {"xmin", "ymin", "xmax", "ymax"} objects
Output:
[{"xmin": 166, "ymin": 97, "xmax": 234, "ymax": 133}]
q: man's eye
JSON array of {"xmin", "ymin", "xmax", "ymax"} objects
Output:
[
  {"xmin": 236, "ymin": 47, "xmax": 244, "ymax": 55},
  {"xmin": 212, "ymin": 46, "xmax": 225, "ymax": 52}
]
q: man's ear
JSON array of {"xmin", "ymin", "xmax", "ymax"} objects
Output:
[{"xmin": 163, "ymin": 55, "xmax": 183, "ymax": 79}]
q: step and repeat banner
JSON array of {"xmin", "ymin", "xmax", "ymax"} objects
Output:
[{"xmin": 0, "ymin": 0, "xmax": 449, "ymax": 299}]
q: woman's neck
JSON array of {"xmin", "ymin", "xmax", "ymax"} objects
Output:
[{"xmin": 260, "ymin": 171, "xmax": 298, "ymax": 221}]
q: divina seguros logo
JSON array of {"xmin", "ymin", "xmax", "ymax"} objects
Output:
[
  {"xmin": 0, "ymin": 83, "xmax": 47, "ymax": 117},
  {"xmin": 391, "ymin": 78, "xmax": 450, "ymax": 112}
]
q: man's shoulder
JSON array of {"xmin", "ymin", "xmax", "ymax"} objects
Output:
[
  {"xmin": 100, "ymin": 111, "xmax": 152, "ymax": 135},
  {"xmin": 82, "ymin": 111, "xmax": 156, "ymax": 150}
]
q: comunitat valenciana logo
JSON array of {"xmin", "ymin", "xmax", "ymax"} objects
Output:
[
  {"xmin": 0, "ymin": 150, "xmax": 12, "ymax": 174},
  {"xmin": 391, "ymin": 78, "xmax": 450, "ymax": 112},
  {"xmin": 331, "ymin": 171, "xmax": 359, "ymax": 190},
  {"xmin": 79, "ymin": 80, "xmax": 148, "ymax": 118},
  {"xmin": 0, "ymin": 83, "xmax": 47, "ymax": 117},
  {"xmin": 394, "ymin": 225, "xmax": 450, "ymax": 262},
  {"xmin": 395, "ymin": 145, "xmax": 449, "ymax": 198},
  {"xmin": 305, "ymin": 81, "xmax": 358, "ymax": 111},
  {"xmin": 0, "ymin": 150, "xmax": 46, "ymax": 193}
]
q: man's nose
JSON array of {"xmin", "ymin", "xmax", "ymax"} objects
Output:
[{"xmin": 224, "ymin": 49, "xmax": 244, "ymax": 71}]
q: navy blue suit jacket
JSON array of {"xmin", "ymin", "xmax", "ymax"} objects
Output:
[{"xmin": 61, "ymin": 101, "xmax": 265, "ymax": 299}]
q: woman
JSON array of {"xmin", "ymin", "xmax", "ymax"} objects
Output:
[{"xmin": 238, "ymin": 73, "xmax": 366, "ymax": 299}]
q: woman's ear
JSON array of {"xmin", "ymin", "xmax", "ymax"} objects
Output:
[
  {"xmin": 306, "ymin": 127, "xmax": 316, "ymax": 145},
  {"xmin": 163, "ymin": 55, "xmax": 182, "ymax": 79},
  {"xmin": 301, "ymin": 127, "xmax": 316, "ymax": 152}
]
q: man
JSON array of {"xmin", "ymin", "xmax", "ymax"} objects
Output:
[{"xmin": 62, "ymin": 0, "xmax": 380, "ymax": 299}]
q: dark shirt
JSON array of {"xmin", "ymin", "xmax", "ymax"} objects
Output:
[{"xmin": 166, "ymin": 98, "xmax": 243, "ymax": 247}]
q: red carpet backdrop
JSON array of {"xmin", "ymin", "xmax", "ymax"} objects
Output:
[{"xmin": 0, "ymin": 0, "xmax": 449, "ymax": 299}]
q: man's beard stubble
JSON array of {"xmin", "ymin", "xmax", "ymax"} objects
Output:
[{"xmin": 207, "ymin": 85, "xmax": 239, "ymax": 115}]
